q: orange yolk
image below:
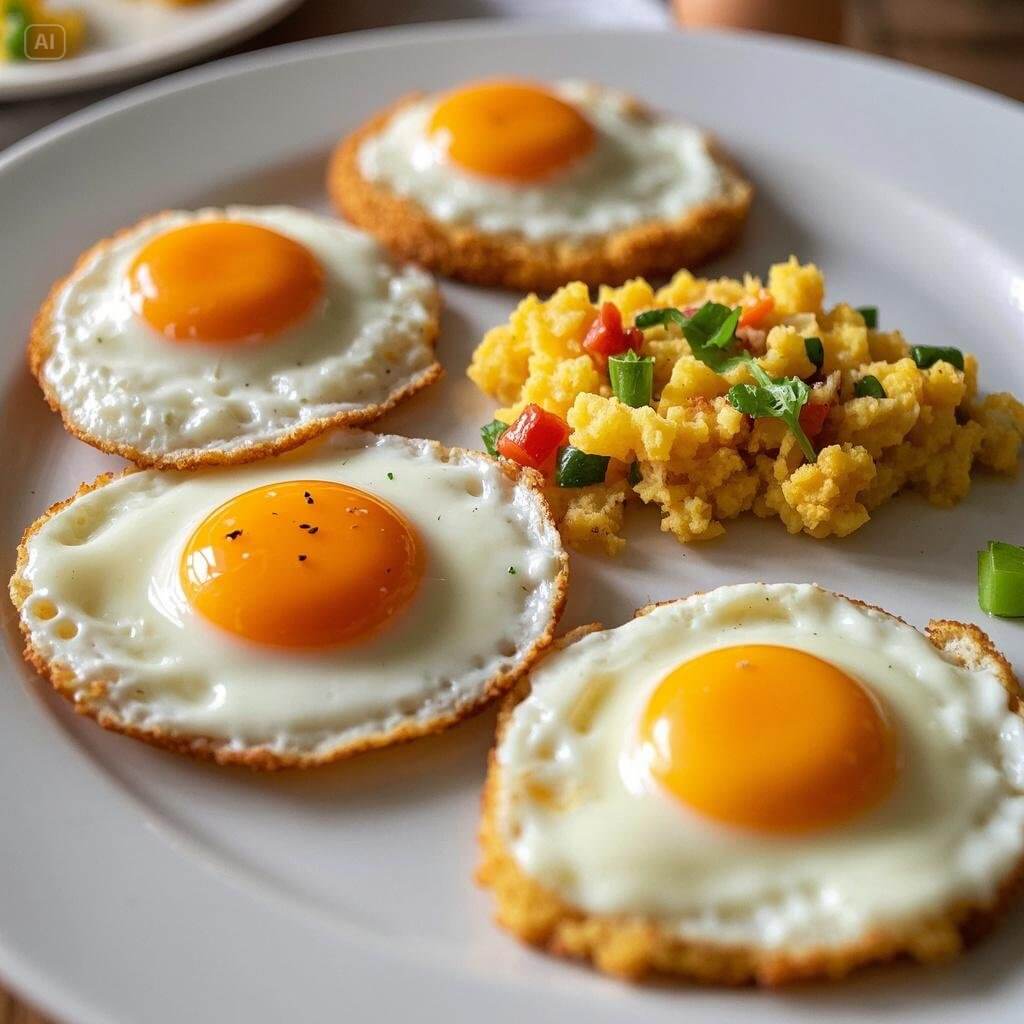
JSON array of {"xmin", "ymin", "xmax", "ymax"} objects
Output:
[
  {"xmin": 428, "ymin": 80, "xmax": 595, "ymax": 183},
  {"xmin": 637, "ymin": 645, "xmax": 898, "ymax": 834},
  {"xmin": 128, "ymin": 221, "xmax": 325, "ymax": 344},
  {"xmin": 180, "ymin": 480, "xmax": 423, "ymax": 648}
]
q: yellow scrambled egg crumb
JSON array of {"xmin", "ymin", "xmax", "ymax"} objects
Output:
[{"xmin": 467, "ymin": 258, "xmax": 1024, "ymax": 551}]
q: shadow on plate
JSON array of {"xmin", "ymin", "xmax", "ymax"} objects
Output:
[{"xmin": 188, "ymin": 147, "xmax": 333, "ymax": 212}]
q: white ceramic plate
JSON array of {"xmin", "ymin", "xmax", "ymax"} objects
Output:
[
  {"xmin": 0, "ymin": 0, "xmax": 301, "ymax": 100},
  {"xmin": 2, "ymin": 23, "xmax": 1024, "ymax": 1024}
]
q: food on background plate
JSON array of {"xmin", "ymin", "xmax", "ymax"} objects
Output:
[
  {"xmin": 479, "ymin": 582, "xmax": 1024, "ymax": 985},
  {"xmin": 28, "ymin": 206, "xmax": 441, "ymax": 469},
  {"xmin": 8, "ymin": 431, "xmax": 567, "ymax": 768},
  {"xmin": 329, "ymin": 79, "xmax": 752, "ymax": 291},
  {"xmin": 1, "ymin": 1, "xmax": 216, "ymax": 64},
  {"xmin": 470, "ymin": 258, "xmax": 1024, "ymax": 552},
  {"xmin": 2, "ymin": 1, "xmax": 85, "ymax": 62}
]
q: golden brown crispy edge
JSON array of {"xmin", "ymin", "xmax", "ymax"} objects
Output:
[
  {"xmin": 26, "ymin": 212, "xmax": 443, "ymax": 470},
  {"xmin": 477, "ymin": 591, "xmax": 1024, "ymax": 986},
  {"xmin": 8, "ymin": 445, "xmax": 569, "ymax": 770},
  {"xmin": 328, "ymin": 93, "xmax": 754, "ymax": 292}
]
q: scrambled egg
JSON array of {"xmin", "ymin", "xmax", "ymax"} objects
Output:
[{"xmin": 468, "ymin": 259, "xmax": 1024, "ymax": 553}]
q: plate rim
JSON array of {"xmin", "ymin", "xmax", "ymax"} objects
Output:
[
  {"xmin": 3, "ymin": 21, "xmax": 1024, "ymax": 1024},
  {"xmin": 3, "ymin": 18, "xmax": 1024, "ymax": 168}
]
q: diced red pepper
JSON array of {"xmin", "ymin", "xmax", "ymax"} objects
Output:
[
  {"xmin": 497, "ymin": 404, "xmax": 570, "ymax": 471},
  {"xmin": 739, "ymin": 295, "xmax": 774, "ymax": 329},
  {"xmin": 582, "ymin": 302, "xmax": 643, "ymax": 369},
  {"xmin": 798, "ymin": 402, "xmax": 830, "ymax": 438}
]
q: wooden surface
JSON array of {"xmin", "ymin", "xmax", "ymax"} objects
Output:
[
  {"xmin": 2, "ymin": 0, "xmax": 1022, "ymax": 1020},
  {"xmin": 0, "ymin": 989, "xmax": 47, "ymax": 1024}
]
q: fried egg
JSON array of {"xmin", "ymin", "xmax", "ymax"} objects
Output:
[
  {"xmin": 483, "ymin": 584, "xmax": 1024, "ymax": 982},
  {"xmin": 30, "ymin": 206, "xmax": 441, "ymax": 467},
  {"xmin": 9, "ymin": 432, "xmax": 567, "ymax": 767},
  {"xmin": 356, "ymin": 80, "xmax": 733, "ymax": 241}
]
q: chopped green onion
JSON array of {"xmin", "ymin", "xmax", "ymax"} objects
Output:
[
  {"xmin": 911, "ymin": 345, "xmax": 964, "ymax": 371},
  {"xmin": 804, "ymin": 337, "xmax": 824, "ymax": 371},
  {"xmin": 628, "ymin": 460, "xmax": 642, "ymax": 486},
  {"xmin": 480, "ymin": 419, "xmax": 507, "ymax": 457},
  {"xmin": 608, "ymin": 349, "xmax": 654, "ymax": 408},
  {"xmin": 556, "ymin": 446, "xmax": 609, "ymax": 488},
  {"xmin": 989, "ymin": 541, "xmax": 1024, "ymax": 569},
  {"xmin": 854, "ymin": 375, "xmax": 886, "ymax": 399},
  {"xmin": 856, "ymin": 306, "xmax": 878, "ymax": 328},
  {"xmin": 635, "ymin": 303, "xmax": 746, "ymax": 373},
  {"xmin": 978, "ymin": 541, "xmax": 1024, "ymax": 617}
]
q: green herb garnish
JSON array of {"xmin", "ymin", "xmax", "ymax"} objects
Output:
[
  {"xmin": 386, "ymin": 472, "xmax": 395, "ymax": 480},
  {"xmin": 854, "ymin": 375, "xmax": 886, "ymax": 399},
  {"xmin": 911, "ymin": 345, "xmax": 964, "ymax": 371},
  {"xmin": 856, "ymin": 306, "xmax": 878, "ymax": 328},
  {"xmin": 555, "ymin": 445, "xmax": 609, "ymax": 488},
  {"xmin": 628, "ymin": 460, "xmax": 642, "ymax": 486},
  {"xmin": 727, "ymin": 362, "xmax": 816, "ymax": 462},
  {"xmin": 608, "ymin": 349, "xmax": 654, "ymax": 408},
  {"xmin": 978, "ymin": 541, "xmax": 1024, "ymax": 617},
  {"xmin": 635, "ymin": 302, "xmax": 746, "ymax": 372},
  {"xmin": 508, "ymin": 566, "xmax": 517, "ymax": 575},
  {"xmin": 480, "ymin": 419, "xmax": 507, "ymax": 457},
  {"xmin": 804, "ymin": 337, "xmax": 824, "ymax": 371}
]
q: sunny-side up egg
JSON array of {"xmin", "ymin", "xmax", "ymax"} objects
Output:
[
  {"xmin": 9, "ymin": 432, "xmax": 567, "ymax": 767},
  {"xmin": 29, "ymin": 206, "xmax": 441, "ymax": 467},
  {"xmin": 355, "ymin": 79, "xmax": 735, "ymax": 241},
  {"xmin": 484, "ymin": 583, "xmax": 1024, "ymax": 983}
]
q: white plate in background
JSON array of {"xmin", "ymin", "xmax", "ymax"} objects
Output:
[
  {"xmin": 1, "ymin": 23, "xmax": 1024, "ymax": 1024},
  {"xmin": 0, "ymin": 0, "xmax": 301, "ymax": 100}
]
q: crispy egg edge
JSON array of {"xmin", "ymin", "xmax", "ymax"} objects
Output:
[
  {"xmin": 476, "ymin": 590, "xmax": 1024, "ymax": 986},
  {"xmin": 8, "ymin": 440, "xmax": 569, "ymax": 771},
  {"xmin": 26, "ymin": 211, "xmax": 444, "ymax": 470},
  {"xmin": 328, "ymin": 90, "xmax": 754, "ymax": 292}
]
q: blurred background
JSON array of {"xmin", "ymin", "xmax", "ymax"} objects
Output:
[
  {"xmin": 2, "ymin": 0, "xmax": 1024, "ymax": 151},
  {"xmin": 1, "ymin": 0, "xmax": 1021, "ymax": 1019}
]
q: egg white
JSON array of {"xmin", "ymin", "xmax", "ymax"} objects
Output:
[
  {"xmin": 497, "ymin": 583, "xmax": 1024, "ymax": 951},
  {"xmin": 14, "ymin": 432, "xmax": 566, "ymax": 761},
  {"xmin": 38, "ymin": 206, "xmax": 439, "ymax": 463},
  {"xmin": 357, "ymin": 81, "xmax": 729, "ymax": 241}
]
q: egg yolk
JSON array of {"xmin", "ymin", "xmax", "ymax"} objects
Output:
[
  {"xmin": 428, "ymin": 80, "xmax": 595, "ymax": 182},
  {"xmin": 128, "ymin": 221, "xmax": 325, "ymax": 344},
  {"xmin": 180, "ymin": 480, "xmax": 423, "ymax": 648},
  {"xmin": 637, "ymin": 645, "xmax": 898, "ymax": 834}
]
